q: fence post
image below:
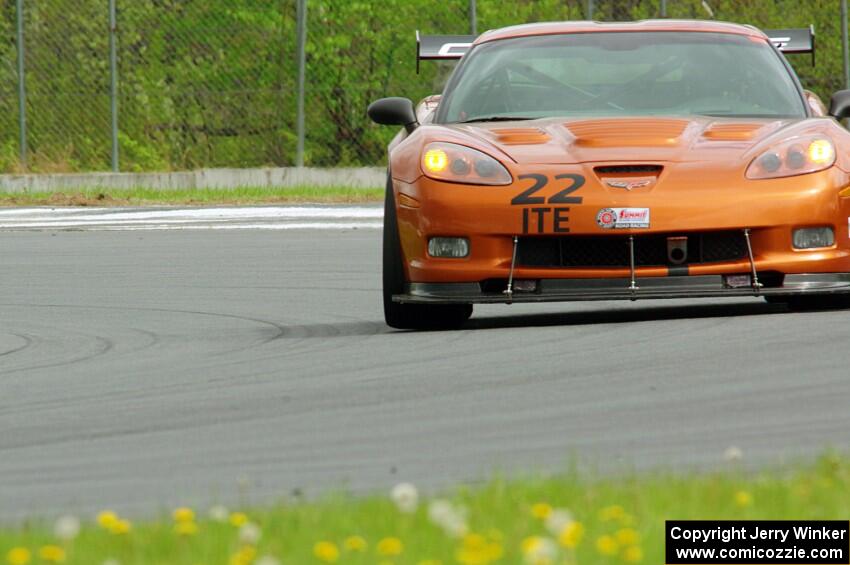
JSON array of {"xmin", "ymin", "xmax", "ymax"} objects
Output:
[
  {"xmin": 15, "ymin": 0, "xmax": 27, "ymax": 170},
  {"xmin": 109, "ymin": 0, "xmax": 119, "ymax": 172},
  {"xmin": 586, "ymin": 0, "xmax": 594, "ymax": 19},
  {"xmin": 295, "ymin": 0, "xmax": 307, "ymax": 167},
  {"xmin": 843, "ymin": 0, "xmax": 849, "ymax": 91},
  {"xmin": 660, "ymin": 0, "xmax": 667, "ymax": 17},
  {"xmin": 469, "ymin": 0, "xmax": 477, "ymax": 36}
]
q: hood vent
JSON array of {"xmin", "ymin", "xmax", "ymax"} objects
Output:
[
  {"xmin": 489, "ymin": 127, "xmax": 550, "ymax": 145},
  {"xmin": 565, "ymin": 118, "xmax": 688, "ymax": 147},
  {"xmin": 595, "ymin": 164, "xmax": 663, "ymax": 174},
  {"xmin": 702, "ymin": 123, "xmax": 764, "ymax": 141}
]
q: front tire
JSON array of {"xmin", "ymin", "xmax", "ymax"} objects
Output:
[{"xmin": 383, "ymin": 175, "xmax": 472, "ymax": 330}]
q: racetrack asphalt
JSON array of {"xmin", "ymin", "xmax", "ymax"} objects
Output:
[{"xmin": 2, "ymin": 213, "xmax": 850, "ymax": 522}]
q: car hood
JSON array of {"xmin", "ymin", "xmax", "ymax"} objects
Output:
[{"xmin": 440, "ymin": 116, "xmax": 817, "ymax": 165}]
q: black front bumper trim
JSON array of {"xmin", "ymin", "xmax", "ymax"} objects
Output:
[{"xmin": 393, "ymin": 274, "xmax": 850, "ymax": 304}]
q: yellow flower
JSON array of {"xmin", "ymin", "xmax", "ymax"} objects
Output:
[
  {"xmin": 174, "ymin": 521, "xmax": 199, "ymax": 536},
  {"xmin": 97, "ymin": 510, "xmax": 119, "ymax": 529},
  {"xmin": 531, "ymin": 502, "xmax": 553, "ymax": 519},
  {"xmin": 229, "ymin": 545, "xmax": 257, "ymax": 565},
  {"xmin": 343, "ymin": 536, "xmax": 367, "ymax": 552},
  {"xmin": 172, "ymin": 507, "xmax": 195, "ymax": 523},
  {"xmin": 455, "ymin": 533, "xmax": 503, "ymax": 564},
  {"xmin": 599, "ymin": 505, "xmax": 625, "ymax": 521},
  {"xmin": 313, "ymin": 541, "xmax": 340, "ymax": 563},
  {"xmin": 596, "ymin": 535, "xmax": 619, "ymax": 556},
  {"xmin": 623, "ymin": 545, "xmax": 644, "ymax": 562},
  {"xmin": 558, "ymin": 521, "xmax": 585, "ymax": 548},
  {"xmin": 376, "ymin": 537, "xmax": 404, "ymax": 556},
  {"xmin": 616, "ymin": 528, "xmax": 640, "ymax": 546},
  {"xmin": 229, "ymin": 512, "xmax": 249, "ymax": 527},
  {"xmin": 37, "ymin": 546, "xmax": 66, "ymax": 563},
  {"xmin": 109, "ymin": 519, "xmax": 132, "ymax": 535},
  {"xmin": 735, "ymin": 491, "xmax": 753, "ymax": 507},
  {"xmin": 6, "ymin": 548, "xmax": 31, "ymax": 565}
]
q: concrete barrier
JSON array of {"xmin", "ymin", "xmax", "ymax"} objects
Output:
[{"xmin": 0, "ymin": 167, "xmax": 386, "ymax": 193}]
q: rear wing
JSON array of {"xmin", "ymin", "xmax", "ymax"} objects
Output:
[
  {"xmin": 416, "ymin": 31, "xmax": 475, "ymax": 73},
  {"xmin": 764, "ymin": 26, "xmax": 815, "ymax": 63},
  {"xmin": 415, "ymin": 27, "xmax": 816, "ymax": 73}
]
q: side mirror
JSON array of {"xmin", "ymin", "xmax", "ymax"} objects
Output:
[
  {"xmin": 828, "ymin": 90, "xmax": 850, "ymax": 120},
  {"xmin": 368, "ymin": 97, "xmax": 418, "ymax": 133}
]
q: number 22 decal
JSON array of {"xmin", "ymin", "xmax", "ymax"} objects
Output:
[{"xmin": 510, "ymin": 173, "xmax": 585, "ymax": 205}]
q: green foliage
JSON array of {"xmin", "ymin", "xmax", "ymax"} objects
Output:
[{"xmin": 0, "ymin": 0, "xmax": 845, "ymax": 172}]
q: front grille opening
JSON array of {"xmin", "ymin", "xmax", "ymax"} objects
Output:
[
  {"xmin": 517, "ymin": 231, "xmax": 748, "ymax": 268},
  {"xmin": 594, "ymin": 164, "xmax": 663, "ymax": 174}
]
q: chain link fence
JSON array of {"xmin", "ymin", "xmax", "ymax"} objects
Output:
[{"xmin": 0, "ymin": 0, "xmax": 846, "ymax": 174}]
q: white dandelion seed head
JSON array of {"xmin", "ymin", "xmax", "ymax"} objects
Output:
[
  {"xmin": 544, "ymin": 508, "xmax": 574, "ymax": 536},
  {"xmin": 208, "ymin": 505, "xmax": 229, "ymax": 522},
  {"xmin": 523, "ymin": 536, "xmax": 559, "ymax": 564},
  {"xmin": 102, "ymin": 559, "xmax": 121, "ymax": 565},
  {"xmin": 255, "ymin": 556, "xmax": 281, "ymax": 565},
  {"xmin": 238, "ymin": 522, "xmax": 262, "ymax": 545},
  {"xmin": 427, "ymin": 499, "xmax": 468, "ymax": 538},
  {"xmin": 54, "ymin": 515, "xmax": 81, "ymax": 541},
  {"xmin": 723, "ymin": 446, "xmax": 743, "ymax": 462},
  {"xmin": 390, "ymin": 482, "xmax": 419, "ymax": 514}
]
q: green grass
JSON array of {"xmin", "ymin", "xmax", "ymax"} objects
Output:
[
  {"xmin": 2, "ymin": 454, "xmax": 849, "ymax": 564},
  {"xmin": 0, "ymin": 186, "xmax": 384, "ymax": 207}
]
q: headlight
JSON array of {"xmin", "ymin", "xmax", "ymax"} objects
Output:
[
  {"xmin": 746, "ymin": 136, "xmax": 835, "ymax": 180},
  {"xmin": 421, "ymin": 142, "xmax": 512, "ymax": 185}
]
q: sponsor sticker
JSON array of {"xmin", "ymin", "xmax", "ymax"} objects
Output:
[{"xmin": 596, "ymin": 207, "xmax": 650, "ymax": 229}]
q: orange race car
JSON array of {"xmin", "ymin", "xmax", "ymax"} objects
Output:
[{"xmin": 368, "ymin": 20, "xmax": 850, "ymax": 329}]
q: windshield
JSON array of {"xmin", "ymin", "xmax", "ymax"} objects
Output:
[{"xmin": 436, "ymin": 31, "xmax": 806, "ymax": 122}]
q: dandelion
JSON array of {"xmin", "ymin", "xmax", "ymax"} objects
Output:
[
  {"xmin": 377, "ymin": 537, "xmax": 404, "ymax": 556},
  {"xmin": 531, "ymin": 502, "xmax": 553, "ymax": 519},
  {"xmin": 229, "ymin": 512, "xmax": 249, "ymax": 527},
  {"xmin": 174, "ymin": 521, "xmax": 199, "ymax": 536},
  {"xmin": 521, "ymin": 536, "xmax": 558, "ymax": 565},
  {"xmin": 390, "ymin": 482, "xmax": 419, "ymax": 514},
  {"xmin": 255, "ymin": 557, "xmax": 281, "ymax": 565},
  {"xmin": 6, "ymin": 548, "xmax": 31, "ymax": 565},
  {"xmin": 343, "ymin": 536, "xmax": 368, "ymax": 552},
  {"xmin": 543, "ymin": 508, "xmax": 573, "ymax": 535},
  {"xmin": 97, "ymin": 511, "xmax": 119, "ymax": 530},
  {"xmin": 623, "ymin": 545, "xmax": 644, "ymax": 562},
  {"xmin": 229, "ymin": 546, "xmax": 257, "ymax": 565},
  {"xmin": 735, "ymin": 491, "xmax": 753, "ymax": 507},
  {"xmin": 455, "ymin": 532, "xmax": 503, "ymax": 564},
  {"xmin": 102, "ymin": 560, "xmax": 120, "ymax": 565},
  {"xmin": 208, "ymin": 505, "xmax": 229, "ymax": 522},
  {"xmin": 724, "ymin": 446, "xmax": 743, "ymax": 462},
  {"xmin": 428, "ymin": 499, "xmax": 468, "ymax": 538},
  {"xmin": 615, "ymin": 528, "xmax": 640, "ymax": 546},
  {"xmin": 238, "ymin": 522, "xmax": 262, "ymax": 546},
  {"xmin": 558, "ymin": 521, "xmax": 585, "ymax": 548},
  {"xmin": 53, "ymin": 515, "xmax": 81, "ymax": 541},
  {"xmin": 595, "ymin": 534, "xmax": 619, "ymax": 556},
  {"xmin": 37, "ymin": 546, "xmax": 66, "ymax": 563},
  {"xmin": 112, "ymin": 519, "xmax": 132, "ymax": 535},
  {"xmin": 599, "ymin": 505, "xmax": 625, "ymax": 522},
  {"xmin": 313, "ymin": 541, "xmax": 340, "ymax": 563},
  {"xmin": 172, "ymin": 507, "xmax": 195, "ymax": 523}
]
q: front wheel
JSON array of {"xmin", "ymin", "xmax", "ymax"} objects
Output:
[{"xmin": 383, "ymin": 175, "xmax": 472, "ymax": 330}]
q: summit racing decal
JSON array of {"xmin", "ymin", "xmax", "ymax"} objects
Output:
[{"xmin": 597, "ymin": 208, "xmax": 650, "ymax": 229}]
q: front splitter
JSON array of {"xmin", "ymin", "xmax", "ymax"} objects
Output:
[{"xmin": 394, "ymin": 273, "xmax": 850, "ymax": 304}]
